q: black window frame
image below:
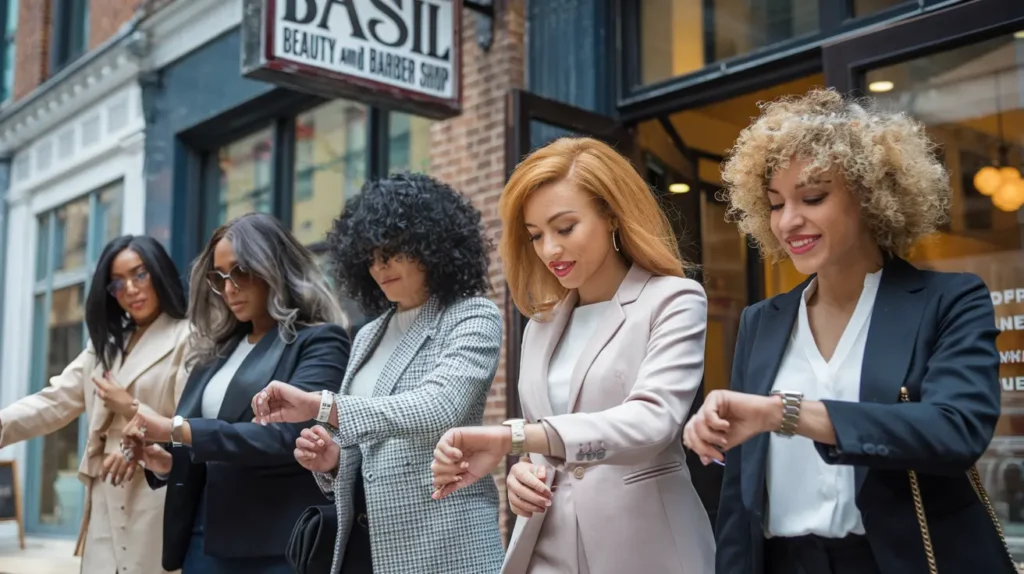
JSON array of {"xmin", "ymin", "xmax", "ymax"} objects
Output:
[
  {"xmin": 176, "ymin": 89, "xmax": 424, "ymax": 261},
  {"xmin": 49, "ymin": 0, "xmax": 89, "ymax": 76},
  {"xmin": 0, "ymin": 0, "xmax": 15, "ymax": 101},
  {"xmin": 617, "ymin": 0, "xmax": 965, "ymax": 120}
]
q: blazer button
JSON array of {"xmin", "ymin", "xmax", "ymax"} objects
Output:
[
  {"xmin": 572, "ymin": 467, "xmax": 585, "ymax": 480},
  {"xmin": 596, "ymin": 449, "xmax": 606, "ymax": 460},
  {"xmin": 876, "ymin": 445, "xmax": 890, "ymax": 457},
  {"xmin": 365, "ymin": 472, "xmax": 375, "ymax": 482},
  {"xmin": 863, "ymin": 444, "xmax": 877, "ymax": 455}
]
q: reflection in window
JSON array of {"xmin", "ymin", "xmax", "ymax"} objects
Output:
[
  {"xmin": 97, "ymin": 181, "xmax": 124, "ymax": 245},
  {"xmin": 851, "ymin": 0, "xmax": 908, "ymax": 17},
  {"xmin": 1, "ymin": 0, "xmax": 18, "ymax": 101},
  {"xmin": 388, "ymin": 113, "xmax": 433, "ymax": 174},
  {"xmin": 53, "ymin": 196, "xmax": 90, "ymax": 275},
  {"xmin": 867, "ymin": 34, "xmax": 1024, "ymax": 540},
  {"xmin": 216, "ymin": 127, "xmax": 274, "ymax": 227},
  {"xmin": 639, "ymin": 0, "xmax": 819, "ymax": 85},
  {"xmin": 36, "ymin": 286, "xmax": 84, "ymax": 527},
  {"xmin": 292, "ymin": 100, "xmax": 368, "ymax": 246}
]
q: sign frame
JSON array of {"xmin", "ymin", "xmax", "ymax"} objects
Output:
[
  {"xmin": 0, "ymin": 460, "xmax": 25, "ymax": 550},
  {"xmin": 240, "ymin": 0, "xmax": 463, "ymax": 120}
]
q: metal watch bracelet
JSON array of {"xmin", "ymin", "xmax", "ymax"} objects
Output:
[{"xmin": 770, "ymin": 390, "xmax": 803, "ymax": 437}]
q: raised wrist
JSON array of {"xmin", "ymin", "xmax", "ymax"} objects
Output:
[
  {"xmin": 306, "ymin": 391, "xmax": 322, "ymax": 419},
  {"xmin": 761, "ymin": 395, "xmax": 785, "ymax": 433}
]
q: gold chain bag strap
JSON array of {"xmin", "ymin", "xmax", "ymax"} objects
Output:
[{"xmin": 899, "ymin": 386, "xmax": 1023, "ymax": 573}]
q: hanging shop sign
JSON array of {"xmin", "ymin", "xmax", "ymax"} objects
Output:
[{"xmin": 241, "ymin": 0, "xmax": 461, "ymax": 119}]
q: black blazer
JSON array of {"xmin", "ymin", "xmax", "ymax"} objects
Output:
[
  {"xmin": 715, "ymin": 257, "xmax": 1015, "ymax": 574},
  {"xmin": 146, "ymin": 322, "xmax": 350, "ymax": 571}
]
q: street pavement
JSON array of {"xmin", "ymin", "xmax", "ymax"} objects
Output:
[{"xmin": 0, "ymin": 537, "xmax": 79, "ymax": 574}]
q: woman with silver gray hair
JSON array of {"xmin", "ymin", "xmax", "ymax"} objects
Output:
[{"xmin": 121, "ymin": 212, "xmax": 351, "ymax": 574}]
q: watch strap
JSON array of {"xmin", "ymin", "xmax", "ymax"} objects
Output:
[
  {"xmin": 503, "ymin": 419, "xmax": 527, "ymax": 456},
  {"xmin": 315, "ymin": 390, "xmax": 334, "ymax": 424},
  {"xmin": 770, "ymin": 390, "xmax": 803, "ymax": 437},
  {"xmin": 170, "ymin": 415, "xmax": 185, "ymax": 447}
]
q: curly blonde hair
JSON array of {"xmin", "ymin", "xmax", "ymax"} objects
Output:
[{"xmin": 720, "ymin": 87, "xmax": 951, "ymax": 260}]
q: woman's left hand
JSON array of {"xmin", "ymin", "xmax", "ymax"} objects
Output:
[
  {"xmin": 251, "ymin": 381, "xmax": 320, "ymax": 425},
  {"xmin": 92, "ymin": 375, "xmax": 139, "ymax": 418},
  {"xmin": 123, "ymin": 409, "xmax": 173, "ymax": 444},
  {"xmin": 431, "ymin": 426, "xmax": 510, "ymax": 500},
  {"xmin": 683, "ymin": 389, "xmax": 779, "ymax": 465}
]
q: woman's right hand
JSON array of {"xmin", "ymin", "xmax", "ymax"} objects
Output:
[
  {"xmin": 507, "ymin": 459, "xmax": 553, "ymax": 518},
  {"xmin": 120, "ymin": 430, "xmax": 173, "ymax": 475},
  {"xmin": 294, "ymin": 426, "xmax": 340, "ymax": 474}
]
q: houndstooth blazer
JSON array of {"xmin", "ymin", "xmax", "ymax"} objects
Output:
[{"xmin": 313, "ymin": 295, "xmax": 505, "ymax": 574}]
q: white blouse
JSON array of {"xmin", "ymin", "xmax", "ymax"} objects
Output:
[
  {"xmin": 346, "ymin": 306, "xmax": 423, "ymax": 397},
  {"xmin": 201, "ymin": 337, "xmax": 257, "ymax": 419},
  {"xmin": 766, "ymin": 269, "xmax": 882, "ymax": 539},
  {"xmin": 547, "ymin": 301, "xmax": 610, "ymax": 415}
]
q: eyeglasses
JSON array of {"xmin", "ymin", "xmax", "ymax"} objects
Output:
[
  {"xmin": 206, "ymin": 265, "xmax": 254, "ymax": 295},
  {"xmin": 368, "ymin": 252, "xmax": 409, "ymax": 268},
  {"xmin": 107, "ymin": 270, "xmax": 151, "ymax": 297}
]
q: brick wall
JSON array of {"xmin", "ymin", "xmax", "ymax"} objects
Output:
[
  {"xmin": 430, "ymin": 1, "xmax": 526, "ymax": 539},
  {"xmin": 12, "ymin": 0, "xmax": 50, "ymax": 100},
  {"xmin": 89, "ymin": 0, "xmax": 140, "ymax": 51},
  {"xmin": 11, "ymin": 0, "xmax": 138, "ymax": 101}
]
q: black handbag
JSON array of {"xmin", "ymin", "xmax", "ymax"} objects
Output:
[{"xmin": 286, "ymin": 504, "xmax": 338, "ymax": 574}]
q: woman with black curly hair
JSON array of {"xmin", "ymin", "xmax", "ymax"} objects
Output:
[
  {"xmin": 251, "ymin": 172, "xmax": 505, "ymax": 574},
  {"xmin": 683, "ymin": 88, "xmax": 1014, "ymax": 574}
]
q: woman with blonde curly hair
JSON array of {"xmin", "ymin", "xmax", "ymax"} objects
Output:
[
  {"xmin": 684, "ymin": 88, "xmax": 1013, "ymax": 574},
  {"xmin": 429, "ymin": 136, "xmax": 715, "ymax": 573}
]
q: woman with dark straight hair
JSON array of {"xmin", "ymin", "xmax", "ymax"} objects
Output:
[
  {"xmin": 122, "ymin": 212, "xmax": 351, "ymax": 574},
  {"xmin": 0, "ymin": 234, "xmax": 191, "ymax": 574}
]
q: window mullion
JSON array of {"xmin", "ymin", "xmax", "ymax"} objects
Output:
[
  {"xmin": 274, "ymin": 116, "xmax": 296, "ymax": 229},
  {"xmin": 368, "ymin": 107, "xmax": 388, "ymax": 180}
]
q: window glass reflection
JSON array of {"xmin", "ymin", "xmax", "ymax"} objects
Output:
[
  {"xmin": 639, "ymin": 0, "xmax": 819, "ymax": 85},
  {"xmin": 866, "ymin": 34, "xmax": 1024, "ymax": 539},
  {"xmin": 53, "ymin": 196, "xmax": 90, "ymax": 275},
  {"xmin": 216, "ymin": 127, "xmax": 274, "ymax": 227},
  {"xmin": 292, "ymin": 100, "xmax": 368, "ymax": 245},
  {"xmin": 388, "ymin": 113, "xmax": 433, "ymax": 174},
  {"xmin": 851, "ymin": 0, "xmax": 908, "ymax": 17},
  {"xmin": 36, "ymin": 286, "xmax": 85, "ymax": 528}
]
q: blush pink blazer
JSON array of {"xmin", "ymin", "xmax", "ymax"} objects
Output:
[{"xmin": 502, "ymin": 265, "xmax": 716, "ymax": 574}]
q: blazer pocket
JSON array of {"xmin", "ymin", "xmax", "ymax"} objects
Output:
[{"xmin": 622, "ymin": 461, "xmax": 683, "ymax": 485}]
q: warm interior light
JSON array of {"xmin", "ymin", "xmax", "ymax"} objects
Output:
[
  {"xmin": 868, "ymin": 80, "xmax": 894, "ymax": 93},
  {"xmin": 1015, "ymin": 30, "xmax": 1024, "ymax": 39},
  {"xmin": 668, "ymin": 183, "xmax": 690, "ymax": 194}
]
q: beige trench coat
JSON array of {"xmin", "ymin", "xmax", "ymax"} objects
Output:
[{"xmin": 0, "ymin": 313, "xmax": 191, "ymax": 574}]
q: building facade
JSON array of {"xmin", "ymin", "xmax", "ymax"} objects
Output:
[
  {"xmin": 0, "ymin": 0, "xmax": 153, "ymax": 540},
  {"xmin": 0, "ymin": 0, "xmax": 1022, "ymax": 554},
  {"xmin": 518, "ymin": 0, "xmax": 1024, "ymax": 553}
]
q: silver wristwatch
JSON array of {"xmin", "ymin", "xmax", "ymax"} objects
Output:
[
  {"xmin": 170, "ymin": 415, "xmax": 185, "ymax": 447},
  {"xmin": 502, "ymin": 419, "xmax": 527, "ymax": 456},
  {"xmin": 770, "ymin": 390, "xmax": 803, "ymax": 437}
]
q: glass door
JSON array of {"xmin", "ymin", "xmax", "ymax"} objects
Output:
[{"xmin": 823, "ymin": 0, "xmax": 1024, "ymax": 557}]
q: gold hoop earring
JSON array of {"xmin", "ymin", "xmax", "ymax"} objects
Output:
[{"xmin": 612, "ymin": 231, "xmax": 620, "ymax": 252}]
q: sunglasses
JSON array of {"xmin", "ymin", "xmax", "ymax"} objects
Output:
[
  {"xmin": 206, "ymin": 265, "xmax": 254, "ymax": 295},
  {"xmin": 107, "ymin": 269, "xmax": 151, "ymax": 297}
]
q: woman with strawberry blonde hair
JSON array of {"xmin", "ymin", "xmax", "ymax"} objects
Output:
[{"xmin": 429, "ymin": 136, "xmax": 716, "ymax": 573}]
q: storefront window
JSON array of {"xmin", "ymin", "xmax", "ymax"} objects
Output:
[
  {"xmin": 639, "ymin": 0, "xmax": 819, "ymax": 85},
  {"xmin": 866, "ymin": 34, "xmax": 1024, "ymax": 541},
  {"xmin": 292, "ymin": 100, "xmax": 368, "ymax": 246},
  {"xmin": 29, "ymin": 181, "xmax": 123, "ymax": 535},
  {"xmin": 851, "ymin": 0, "xmax": 909, "ymax": 17},
  {"xmin": 215, "ymin": 126, "xmax": 274, "ymax": 226},
  {"xmin": 388, "ymin": 112, "xmax": 433, "ymax": 174}
]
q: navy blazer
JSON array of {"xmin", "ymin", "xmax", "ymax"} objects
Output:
[
  {"xmin": 715, "ymin": 257, "xmax": 1015, "ymax": 574},
  {"xmin": 146, "ymin": 322, "xmax": 350, "ymax": 571}
]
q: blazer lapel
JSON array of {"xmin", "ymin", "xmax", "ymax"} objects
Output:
[
  {"xmin": 176, "ymin": 342, "xmax": 237, "ymax": 419},
  {"xmin": 854, "ymin": 256, "xmax": 926, "ymax": 492},
  {"xmin": 218, "ymin": 326, "xmax": 288, "ymax": 422},
  {"xmin": 372, "ymin": 298, "xmax": 443, "ymax": 397},
  {"xmin": 109, "ymin": 313, "xmax": 180, "ymax": 390},
  {"xmin": 340, "ymin": 310, "xmax": 393, "ymax": 395},
  {"xmin": 740, "ymin": 283, "xmax": 805, "ymax": 513},
  {"xmin": 524, "ymin": 292, "xmax": 576, "ymax": 421},
  {"xmin": 564, "ymin": 265, "xmax": 651, "ymax": 412}
]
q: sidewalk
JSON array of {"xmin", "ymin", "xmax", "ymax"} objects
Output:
[{"xmin": 0, "ymin": 537, "xmax": 79, "ymax": 574}]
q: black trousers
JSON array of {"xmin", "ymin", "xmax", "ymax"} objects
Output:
[
  {"xmin": 765, "ymin": 534, "xmax": 882, "ymax": 574},
  {"xmin": 340, "ymin": 474, "xmax": 374, "ymax": 574}
]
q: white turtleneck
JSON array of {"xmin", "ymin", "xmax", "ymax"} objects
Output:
[{"xmin": 345, "ymin": 306, "xmax": 423, "ymax": 397}]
